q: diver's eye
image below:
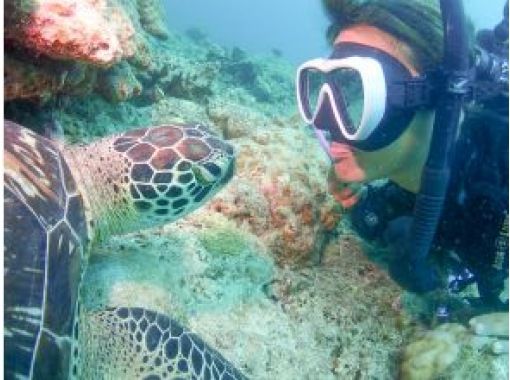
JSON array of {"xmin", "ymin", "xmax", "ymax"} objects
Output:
[{"xmin": 192, "ymin": 164, "xmax": 216, "ymax": 186}]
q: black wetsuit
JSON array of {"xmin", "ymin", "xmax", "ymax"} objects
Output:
[{"xmin": 350, "ymin": 98, "xmax": 509, "ymax": 309}]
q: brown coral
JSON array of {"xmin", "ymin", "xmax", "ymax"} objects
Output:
[
  {"xmin": 206, "ymin": 121, "xmax": 341, "ymax": 265},
  {"xmin": 4, "ymin": 55, "xmax": 64, "ymax": 101}
]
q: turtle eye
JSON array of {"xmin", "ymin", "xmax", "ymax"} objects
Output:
[{"xmin": 192, "ymin": 164, "xmax": 216, "ymax": 186}]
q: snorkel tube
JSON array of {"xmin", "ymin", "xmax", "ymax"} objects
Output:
[{"xmin": 389, "ymin": 0, "xmax": 470, "ymax": 292}]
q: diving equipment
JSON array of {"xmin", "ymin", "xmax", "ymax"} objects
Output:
[
  {"xmin": 387, "ymin": 0, "xmax": 470, "ymax": 293},
  {"xmin": 296, "ymin": 43, "xmax": 434, "ymax": 151}
]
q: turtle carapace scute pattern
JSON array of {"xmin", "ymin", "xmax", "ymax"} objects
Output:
[{"xmin": 4, "ymin": 120, "xmax": 246, "ymax": 380}]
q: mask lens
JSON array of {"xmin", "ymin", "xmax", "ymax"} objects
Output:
[
  {"xmin": 302, "ymin": 69, "xmax": 326, "ymax": 119},
  {"xmin": 329, "ymin": 68, "xmax": 364, "ymax": 134}
]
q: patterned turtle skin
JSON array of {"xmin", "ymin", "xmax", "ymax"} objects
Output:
[{"xmin": 4, "ymin": 120, "xmax": 246, "ymax": 380}]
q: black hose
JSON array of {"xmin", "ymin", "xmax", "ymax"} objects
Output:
[{"xmin": 396, "ymin": 0, "xmax": 470, "ymax": 293}]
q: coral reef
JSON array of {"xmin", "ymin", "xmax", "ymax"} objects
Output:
[
  {"xmin": 157, "ymin": 57, "xmax": 218, "ymax": 103},
  {"xmin": 401, "ymin": 318, "xmax": 509, "ymax": 380},
  {"xmin": 136, "ymin": 0, "xmax": 169, "ymax": 39},
  {"xmin": 3, "ymin": 0, "xmax": 158, "ymax": 102},
  {"xmin": 400, "ymin": 323, "xmax": 467, "ymax": 380},
  {"xmin": 4, "ymin": 54, "xmax": 65, "ymax": 101},
  {"xmin": 165, "ymin": 89, "xmax": 341, "ymax": 266},
  {"xmin": 96, "ymin": 60, "xmax": 142, "ymax": 103},
  {"xmin": 5, "ymin": 0, "xmax": 134, "ymax": 66}
]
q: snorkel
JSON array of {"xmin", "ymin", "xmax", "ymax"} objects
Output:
[{"xmin": 388, "ymin": 0, "xmax": 470, "ymax": 292}]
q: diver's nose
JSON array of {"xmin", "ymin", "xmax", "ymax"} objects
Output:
[{"xmin": 221, "ymin": 157, "xmax": 235, "ymax": 184}]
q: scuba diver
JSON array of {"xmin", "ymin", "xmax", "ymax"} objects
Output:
[{"xmin": 296, "ymin": 0, "xmax": 508, "ymax": 326}]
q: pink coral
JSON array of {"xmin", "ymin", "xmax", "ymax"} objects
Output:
[{"xmin": 19, "ymin": 0, "xmax": 133, "ymax": 66}]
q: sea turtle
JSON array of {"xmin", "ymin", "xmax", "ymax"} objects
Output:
[{"xmin": 4, "ymin": 120, "xmax": 247, "ymax": 379}]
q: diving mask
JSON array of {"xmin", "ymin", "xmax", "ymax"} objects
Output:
[{"xmin": 296, "ymin": 43, "xmax": 435, "ymax": 151}]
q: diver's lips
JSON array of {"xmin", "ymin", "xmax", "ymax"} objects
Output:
[{"xmin": 329, "ymin": 142, "xmax": 358, "ymax": 161}]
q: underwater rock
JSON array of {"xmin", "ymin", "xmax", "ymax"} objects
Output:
[
  {"xmin": 80, "ymin": 208, "xmax": 405, "ymax": 379},
  {"xmin": 215, "ymin": 53, "xmax": 295, "ymax": 106},
  {"xmin": 184, "ymin": 27, "xmax": 209, "ymax": 45},
  {"xmin": 136, "ymin": 0, "xmax": 169, "ymax": 39},
  {"xmin": 469, "ymin": 312, "xmax": 509, "ymax": 338},
  {"xmin": 158, "ymin": 58, "xmax": 218, "ymax": 102},
  {"xmin": 231, "ymin": 46, "xmax": 248, "ymax": 62},
  {"xmin": 4, "ymin": 54, "xmax": 65, "ymax": 101},
  {"xmin": 206, "ymin": 118, "xmax": 341, "ymax": 265},
  {"xmin": 82, "ymin": 212, "xmax": 274, "ymax": 316},
  {"xmin": 207, "ymin": 99, "xmax": 272, "ymax": 139},
  {"xmin": 5, "ymin": 0, "xmax": 135, "ymax": 66},
  {"xmin": 5, "ymin": 53, "xmax": 98, "ymax": 101},
  {"xmin": 184, "ymin": 232, "xmax": 405, "ymax": 379},
  {"xmin": 127, "ymin": 36, "xmax": 153, "ymax": 69},
  {"xmin": 96, "ymin": 60, "xmax": 142, "ymax": 103},
  {"xmin": 150, "ymin": 97, "xmax": 213, "ymax": 128}
]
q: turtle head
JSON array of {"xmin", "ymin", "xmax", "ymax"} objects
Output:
[
  {"xmin": 92, "ymin": 123, "xmax": 235, "ymax": 233},
  {"xmin": 65, "ymin": 123, "xmax": 235, "ymax": 239}
]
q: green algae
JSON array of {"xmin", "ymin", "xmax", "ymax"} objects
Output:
[{"xmin": 198, "ymin": 224, "xmax": 252, "ymax": 257}]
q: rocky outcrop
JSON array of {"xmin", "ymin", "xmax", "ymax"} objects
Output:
[
  {"xmin": 96, "ymin": 61, "xmax": 142, "ymax": 103},
  {"xmin": 136, "ymin": 0, "xmax": 169, "ymax": 39},
  {"xmin": 3, "ymin": 0, "xmax": 151, "ymax": 102},
  {"xmin": 4, "ymin": 54, "xmax": 99, "ymax": 101},
  {"xmin": 5, "ymin": 0, "xmax": 135, "ymax": 66}
]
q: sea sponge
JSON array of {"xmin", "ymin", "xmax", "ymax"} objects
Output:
[{"xmin": 400, "ymin": 323, "xmax": 468, "ymax": 380}]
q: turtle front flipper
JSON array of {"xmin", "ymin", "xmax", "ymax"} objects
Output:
[{"xmin": 77, "ymin": 307, "xmax": 247, "ymax": 380}]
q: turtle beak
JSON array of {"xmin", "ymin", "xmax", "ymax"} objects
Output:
[
  {"xmin": 221, "ymin": 157, "xmax": 235, "ymax": 185},
  {"xmin": 192, "ymin": 164, "xmax": 216, "ymax": 186}
]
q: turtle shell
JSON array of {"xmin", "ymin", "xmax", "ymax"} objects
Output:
[{"xmin": 4, "ymin": 121, "xmax": 88, "ymax": 379}]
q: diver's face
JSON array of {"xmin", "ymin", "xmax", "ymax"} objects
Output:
[
  {"xmin": 329, "ymin": 110, "xmax": 435, "ymax": 190},
  {"xmin": 327, "ymin": 25, "xmax": 435, "ymax": 207}
]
